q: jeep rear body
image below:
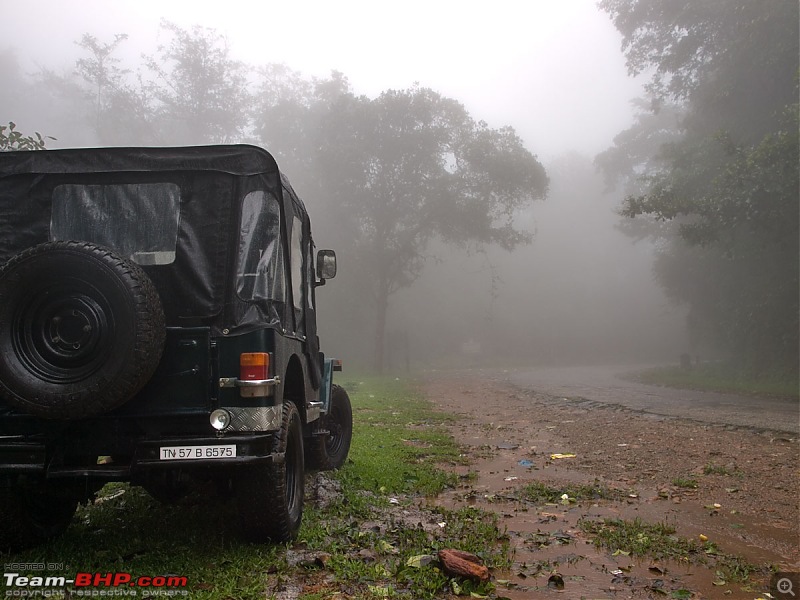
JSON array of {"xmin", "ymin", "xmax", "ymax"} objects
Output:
[{"xmin": 0, "ymin": 145, "xmax": 338, "ymax": 490}]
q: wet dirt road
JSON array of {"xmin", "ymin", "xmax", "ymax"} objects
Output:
[
  {"xmin": 422, "ymin": 370, "xmax": 799, "ymax": 599},
  {"xmin": 507, "ymin": 365, "xmax": 799, "ymax": 434}
]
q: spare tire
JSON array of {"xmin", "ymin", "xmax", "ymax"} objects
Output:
[{"xmin": 0, "ymin": 241, "xmax": 165, "ymax": 419}]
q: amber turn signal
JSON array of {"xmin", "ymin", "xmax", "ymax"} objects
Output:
[{"xmin": 240, "ymin": 352, "xmax": 269, "ymax": 380}]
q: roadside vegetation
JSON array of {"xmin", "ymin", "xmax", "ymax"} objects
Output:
[
  {"xmin": 631, "ymin": 364, "xmax": 799, "ymax": 399},
  {"xmin": 0, "ymin": 377, "xmax": 510, "ymax": 600},
  {"xmin": 579, "ymin": 517, "xmax": 767, "ymax": 589},
  {"xmin": 513, "ymin": 479, "xmax": 768, "ymax": 590},
  {"xmin": 518, "ymin": 480, "xmax": 620, "ymax": 504}
]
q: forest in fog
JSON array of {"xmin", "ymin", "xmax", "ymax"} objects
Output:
[{"xmin": 2, "ymin": 0, "xmax": 797, "ymax": 380}]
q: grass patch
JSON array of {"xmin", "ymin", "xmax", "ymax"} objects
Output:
[
  {"xmin": 339, "ymin": 376, "xmax": 464, "ymax": 497},
  {"xmin": 632, "ymin": 364, "xmax": 799, "ymax": 398},
  {"xmin": 1, "ymin": 375, "xmax": 505, "ymax": 600},
  {"xmin": 519, "ymin": 480, "xmax": 620, "ymax": 504},
  {"xmin": 579, "ymin": 517, "xmax": 767, "ymax": 583},
  {"xmin": 672, "ymin": 476, "xmax": 699, "ymax": 489},
  {"xmin": 703, "ymin": 463, "xmax": 743, "ymax": 478}
]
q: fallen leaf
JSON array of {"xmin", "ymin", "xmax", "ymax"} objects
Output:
[
  {"xmin": 550, "ymin": 453, "xmax": 576, "ymax": 459},
  {"xmin": 406, "ymin": 554, "xmax": 435, "ymax": 568},
  {"xmin": 94, "ymin": 489, "xmax": 126, "ymax": 504}
]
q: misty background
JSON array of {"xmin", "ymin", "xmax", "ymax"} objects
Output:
[{"xmin": 2, "ymin": 1, "xmax": 796, "ymax": 378}]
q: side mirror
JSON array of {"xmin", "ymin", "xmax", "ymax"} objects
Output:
[{"xmin": 316, "ymin": 249, "xmax": 337, "ymax": 281}]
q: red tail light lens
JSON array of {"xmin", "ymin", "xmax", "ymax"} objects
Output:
[{"xmin": 240, "ymin": 352, "xmax": 269, "ymax": 380}]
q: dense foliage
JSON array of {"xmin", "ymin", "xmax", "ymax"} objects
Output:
[{"xmin": 598, "ymin": 0, "xmax": 799, "ymax": 378}]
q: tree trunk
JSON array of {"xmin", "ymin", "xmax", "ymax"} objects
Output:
[{"xmin": 374, "ymin": 281, "xmax": 389, "ymax": 373}]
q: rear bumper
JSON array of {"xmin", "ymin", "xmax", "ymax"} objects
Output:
[{"xmin": 0, "ymin": 434, "xmax": 279, "ymax": 481}]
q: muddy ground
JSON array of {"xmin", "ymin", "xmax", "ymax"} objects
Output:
[{"xmin": 420, "ymin": 370, "xmax": 799, "ymax": 599}]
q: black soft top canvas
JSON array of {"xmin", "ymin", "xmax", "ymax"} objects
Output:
[
  {"xmin": 0, "ymin": 145, "xmax": 310, "ymax": 335},
  {"xmin": 0, "ymin": 144, "xmax": 280, "ymax": 177}
]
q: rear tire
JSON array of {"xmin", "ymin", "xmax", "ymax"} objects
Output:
[
  {"xmin": 0, "ymin": 477, "xmax": 81, "ymax": 551},
  {"xmin": 235, "ymin": 401, "xmax": 304, "ymax": 542},
  {"xmin": 307, "ymin": 384, "xmax": 352, "ymax": 471},
  {"xmin": 0, "ymin": 241, "xmax": 165, "ymax": 419}
]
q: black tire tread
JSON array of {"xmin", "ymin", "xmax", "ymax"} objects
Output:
[
  {"xmin": 0, "ymin": 478, "xmax": 80, "ymax": 551},
  {"xmin": 0, "ymin": 240, "xmax": 165, "ymax": 419},
  {"xmin": 306, "ymin": 384, "xmax": 353, "ymax": 471},
  {"xmin": 235, "ymin": 401, "xmax": 304, "ymax": 543}
]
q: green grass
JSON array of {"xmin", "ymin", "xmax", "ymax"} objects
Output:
[
  {"xmin": 518, "ymin": 480, "xmax": 620, "ymax": 504},
  {"xmin": 1, "ymin": 375, "xmax": 506, "ymax": 600},
  {"xmin": 579, "ymin": 517, "xmax": 767, "ymax": 583},
  {"xmin": 338, "ymin": 376, "xmax": 463, "ymax": 497},
  {"xmin": 632, "ymin": 364, "xmax": 799, "ymax": 398},
  {"xmin": 702, "ymin": 463, "xmax": 743, "ymax": 478},
  {"xmin": 671, "ymin": 476, "xmax": 699, "ymax": 489}
]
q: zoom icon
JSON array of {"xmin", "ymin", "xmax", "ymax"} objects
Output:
[{"xmin": 772, "ymin": 573, "xmax": 800, "ymax": 597}]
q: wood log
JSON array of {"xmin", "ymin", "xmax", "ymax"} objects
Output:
[{"xmin": 437, "ymin": 549, "xmax": 489, "ymax": 582}]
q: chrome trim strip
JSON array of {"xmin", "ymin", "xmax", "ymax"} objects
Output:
[
  {"xmin": 219, "ymin": 377, "xmax": 280, "ymax": 389},
  {"xmin": 225, "ymin": 406, "xmax": 282, "ymax": 432}
]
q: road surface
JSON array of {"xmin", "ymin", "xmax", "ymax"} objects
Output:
[{"xmin": 505, "ymin": 364, "xmax": 799, "ymax": 434}]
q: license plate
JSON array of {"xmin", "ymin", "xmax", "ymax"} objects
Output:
[{"xmin": 159, "ymin": 445, "xmax": 236, "ymax": 460}]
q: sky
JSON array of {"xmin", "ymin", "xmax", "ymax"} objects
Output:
[{"xmin": 3, "ymin": 0, "xmax": 645, "ymax": 161}]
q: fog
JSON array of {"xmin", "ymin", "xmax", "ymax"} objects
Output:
[
  {"xmin": 355, "ymin": 154, "xmax": 686, "ymax": 371},
  {"xmin": 1, "ymin": 1, "xmax": 691, "ymax": 371}
]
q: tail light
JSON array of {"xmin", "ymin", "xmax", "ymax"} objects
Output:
[{"xmin": 240, "ymin": 352, "xmax": 269, "ymax": 381}]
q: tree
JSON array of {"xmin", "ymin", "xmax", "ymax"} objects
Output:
[
  {"xmin": 601, "ymin": 0, "xmax": 798, "ymax": 141},
  {"xmin": 599, "ymin": 0, "xmax": 799, "ymax": 376},
  {"xmin": 257, "ymin": 81, "xmax": 548, "ymax": 370},
  {"xmin": 75, "ymin": 34, "xmax": 129, "ymax": 140},
  {"xmin": 142, "ymin": 20, "xmax": 251, "ymax": 144}
]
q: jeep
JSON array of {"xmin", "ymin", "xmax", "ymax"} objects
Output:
[{"xmin": 0, "ymin": 144, "xmax": 352, "ymax": 548}]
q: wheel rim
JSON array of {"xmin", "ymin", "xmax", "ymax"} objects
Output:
[
  {"xmin": 13, "ymin": 283, "xmax": 115, "ymax": 383},
  {"xmin": 325, "ymin": 404, "xmax": 347, "ymax": 457},
  {"xmin": 285, "ymin": 420, "xmax": 303, "ymax": 519}
]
